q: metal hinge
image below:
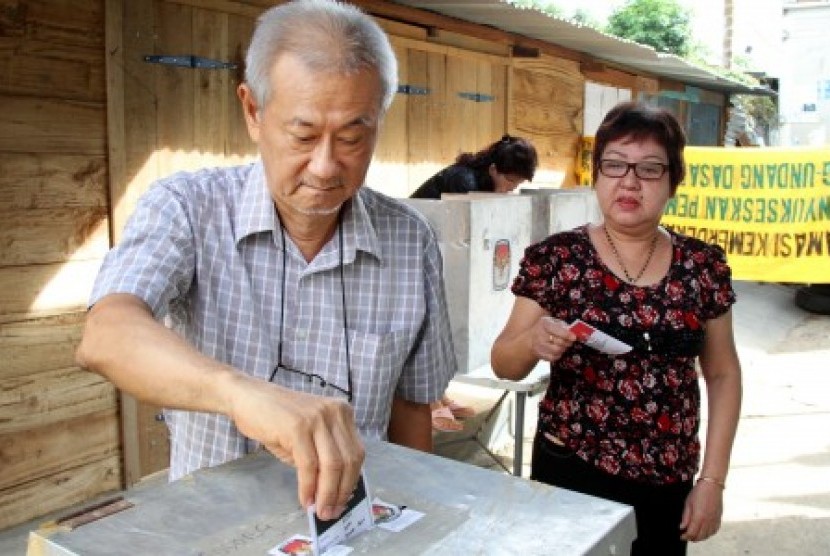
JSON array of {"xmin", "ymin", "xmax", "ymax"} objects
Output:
[
  {"xmin": 397, "ymin": 84, "xmax": 429, "ymax": 95},
  {"xmin": 458, "ymin": 92, "xmax": 495, "ymax": 103},
  {"xmin": 143, "ymin": 55, "xmax": 238, "ymax": 70}
]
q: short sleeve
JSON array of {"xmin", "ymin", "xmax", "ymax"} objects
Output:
[
  {"xmin": 90, "ymin": 181, "xmax": 196, "ymax": 318},
  {"xmin": 698, "ymin": 243, "xmax": 736, "ymax": 321},
  {"xmin": 511, "ymin": 239, "xmax": 558, "ymax": 308}
]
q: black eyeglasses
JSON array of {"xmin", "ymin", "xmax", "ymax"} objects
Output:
[
  {"xmin": 271, "ymin": 365, "xmax": 352, "ymax": 400},
  {"xmin": 599, "ymin": 159, "xmax": 669, "ymax": 180},
  {"xmin": 268, "ymin": 212, "xmax": 353, "ymax": 403}
]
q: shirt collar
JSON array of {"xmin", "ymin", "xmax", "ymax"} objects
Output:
[
  {"xmin": 234, "ymin": 161, "xmax": 382, "ymax": 264},
  {"xmin": 235, "ymin": 161, "xmax": 277, "ymax": 244}
]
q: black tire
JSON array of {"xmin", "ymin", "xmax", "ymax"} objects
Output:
[{"xmin": 795, "ymin": 284, "xmax": 830, "ymax": 315}]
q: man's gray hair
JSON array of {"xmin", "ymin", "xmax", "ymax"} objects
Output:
[{"xmin": 244, "ymin": 0, "xmax": 398, "ymax": 112}]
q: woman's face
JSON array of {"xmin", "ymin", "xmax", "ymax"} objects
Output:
[
  {"xmin": 594, "ymin": 136, "xmax": 673, "ymax": 230},
  {"xmin": 488, "ymin": 164, "xmax": 526, "ymax": 193}
]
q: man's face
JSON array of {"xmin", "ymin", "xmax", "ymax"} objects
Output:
[{"xmin": 239, "ymin": 54, "xmax": 382, "ymax": 217}]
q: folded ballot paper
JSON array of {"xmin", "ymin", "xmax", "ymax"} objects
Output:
[{"xmin": 568, "ymin": 319, "xmax": 632, "ymax": 355}]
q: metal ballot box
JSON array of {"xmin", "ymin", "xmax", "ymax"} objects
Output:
[
  {"xmin": 403, "ymin": 195, "xmax": 533, "ymax": 374},
  {"xmin": 28, "ymin": 441, "xmax": 636, "ymax": 555}
]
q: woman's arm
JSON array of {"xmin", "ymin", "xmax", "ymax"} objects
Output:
[
  {"xmin": 491, "ymin": 297, "xmax": 575, "ymax": 381},
  {"xmin": 680, "ymin": 308, "xmax": 742, "ymax": 542}
]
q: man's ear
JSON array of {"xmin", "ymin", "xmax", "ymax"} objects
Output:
[{"xmin": 237, "ymin": 83, "xmax": 260, "ymax": 142}]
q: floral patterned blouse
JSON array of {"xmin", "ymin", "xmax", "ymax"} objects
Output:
[{"xmin": 512, "ymin": 225, "xmax": 736, "ymax": 485}]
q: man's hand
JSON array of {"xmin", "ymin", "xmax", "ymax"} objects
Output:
[{"xmin": 227, "ymin": 374, "xmax": 364, "ymax": 521}]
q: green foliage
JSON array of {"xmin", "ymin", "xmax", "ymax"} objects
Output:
[
  {"xmin": 606, "ymin": 0, "xmax": 693, "ymax": 57},
  {"xmin": 508, "ymin": 0, "xmax": 563, "ymax": 17}
]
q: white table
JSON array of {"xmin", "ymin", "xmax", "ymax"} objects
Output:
[{"xmin": 446, "ymin": 362, "xmax": 550, "ymax": 476}]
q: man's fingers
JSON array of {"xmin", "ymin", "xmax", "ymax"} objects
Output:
[
  {"xmin": 327, "ymin": 415, "xmax": 365, "ymax": 518},
  {"xmin": 311, "ymin": 401, "xmax": 363, "ymax": 521}
]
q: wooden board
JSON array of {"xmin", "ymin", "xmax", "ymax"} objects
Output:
[
  {"xmin": 0, "ymin": 408, "xmax": 120, "ymax": 491},
  {"xmin": 0, "ymin": 455, "xmax": 121, "ymax": 530},
  {"xmin": 510, "ymin": 56, "xmax": 584, "ymax": 188},
  {"xmin": 0, "ymin": 259, "xmax": 101, "ymax": 323},
  {"xmin": 0, "ymin": 208, "xmax": 109, "ymax": 266},
  {"xmin": 0, "ymin": 153, "xmax": 107, "ymax": 210},
  {"xmin": 0, "ymin": 366, "xmax": 117, "ymax": 435},
  {"xmin": 0, "ymin": 312, "xmax": 85, "ymax": 381},
  {"xmin": 0, "ymin": 96, "xmax": 106, "ymax": 155}
]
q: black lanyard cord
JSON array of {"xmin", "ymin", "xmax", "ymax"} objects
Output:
[{"xmin": 269, "ymin": 210, "xmax": 353, "ymax": 403}]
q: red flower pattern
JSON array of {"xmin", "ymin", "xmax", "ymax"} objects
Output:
[{"xmin": 514, "ymin": 226, "xmax": 735, "ymax": 484}]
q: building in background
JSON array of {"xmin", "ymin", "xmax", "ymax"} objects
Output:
[{"xmin": 779, "ymin": 1, "xmax": 830, "ymax": 146}]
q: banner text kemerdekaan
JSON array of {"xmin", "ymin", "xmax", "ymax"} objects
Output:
[{"xmin": 663, "ymin": 226, "xmax": 830, "ymax": 258}]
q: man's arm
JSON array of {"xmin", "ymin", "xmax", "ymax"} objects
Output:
[
  {"xmin": 387, "ymin": 395, "xmax": 432, "ymax": 452},
  {"xmin": 76, "ymin": 293, "xmax": 364, "ymax": 521}
]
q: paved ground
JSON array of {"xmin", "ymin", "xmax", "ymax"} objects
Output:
[
  {"xmin": 435, "ymin": 280, "xmax": 830, "ymax": 556},
  {"xmin": 2, "ymin": 281, "xmax": 828, "ymax": 555}
]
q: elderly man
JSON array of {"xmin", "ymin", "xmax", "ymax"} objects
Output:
[{"xmin": 76, "ymin": 0, "xmax": 455, "ymax": 521}]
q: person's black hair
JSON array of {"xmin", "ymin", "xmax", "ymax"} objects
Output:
[
  {"xmin": 592, "ymin": 101, "xmax": 686, "ymax": 195},
  {"xmin": 455, "ymin": 134, "xmax": 538, "ymax": 186}
]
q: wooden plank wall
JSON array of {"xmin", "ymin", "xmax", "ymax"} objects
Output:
[
  {"xmin": 0, "ymin": 0, "xmax": 122, "ymax": 529},
  {"xmin": 512, "ymin": 55, "xmax": 585, "ymax": 187}
]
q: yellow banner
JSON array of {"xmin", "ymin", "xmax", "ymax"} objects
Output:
[{"xmin": 661, "ymin": 146, "xmax": 830, "ymax": 283}]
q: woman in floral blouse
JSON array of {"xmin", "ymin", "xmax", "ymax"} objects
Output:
[{"xmin": 491, "ymin": 101, "xmax": 742, "ymax": 556}]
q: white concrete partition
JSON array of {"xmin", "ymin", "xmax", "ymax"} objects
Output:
[
  {"xmin": 402, "ymin": 194, "xmax": 534, "ymax": 375},
  {"xmin": 521, "ymin": 187, "xmax": 603, "ymax": 243}
]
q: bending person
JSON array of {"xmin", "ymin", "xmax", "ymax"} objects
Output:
[
  {"xmin": 491, "ymin": 101, "xmax": 741, "ymax": 555},
  {"xmin": 410, "ymin": 134, "xmax": 538, "ymax": 199},
  {"xmin": 76, "ymin": 0, "xmax": 456, "ymax": 522},
  {"xmin": 410, "ymin": 134, "xmax": 538, "ymax": 432}
]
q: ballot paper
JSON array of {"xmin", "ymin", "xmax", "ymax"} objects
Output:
[
  {"xmin": 372, "ymin": 499, "xmax": 424, "ymax": 533},
  {"xmin": 568, "ymin": 319, "xmax": 632, "ymax": 355},
  {"xmin": 307, "ymin": 474, "xmax": 374, "ymax": 556}
]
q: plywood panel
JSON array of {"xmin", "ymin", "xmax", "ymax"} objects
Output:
[
  {"xmin": 138, "ymin": 402, "xmax": 170, "ymax": 477},
  {"xmin": 490, "ymin": 62, "xmax": 507, "ymax": 141},
  {"xmin": 521, "ymin": 131, "xmax": 581, "ymax": 188},
  {"xmin": 510, "ymin": 57, "xmax": 584, "ymax": 188},
  {"xmin": 475, "ymin": 60, "xmax": 494, "ymax": 148},
  {"xmin": 0, "ymin": 366, "xmax": 117, "ymax": 435},
  {"xmin": 0, "ymin": 408, "xmax": 120, "ymax": 491},
  {"xmin": 0, "ymin": 455, "xmax": 121, "ymax": 530},
  {"xmin": 193, "ymin": 7, "xmax": 230, "ymax": 165},
  {"xmin": 0, "ymin": 153, "xmax": 107, "ymax": 209},
  {"xmin": 0, "ymin": 259, "xmax": 101, "ymax": 323},
  {"xmin": 226, "ymin": 13, "xmax": 257, "ymax": 159},
  {"xmin": 368, "ymin": 44, "xmax": 409, "ymax": 198},
  {"xmin": 0, "ymin": 0, "xmax": 104, "ymax": 51},
  {"xmin": 0, "ymin": 312, "xmax": 85, "ymax": 381},
  {"xmin": 426, "ymin": 52, "xmax": 450, "ymax": 176},
  {"xmin": 155, "ymin": 1, "xmax": 196, "ymax": 177},
  {"xmin": 113, "ymin": 0, "xmax": 158, "ymax": 243},
  {"xmin": 446, "ymin": 54, "xmax": 479, "ymax": 157},
  {"xmin": 0, "ymin": 39, "xmax": 105, "ymax": 101},
  {"xmin": 403, "ymin": 48, "xmax": 430, "ymax": 191},
  {"xmin": 0, "ymin": 95, "xmax": 106, "ymax": 154},
  {"xmin": 0, "ymin": 208, "xmax": 109, "ymax": 266}
]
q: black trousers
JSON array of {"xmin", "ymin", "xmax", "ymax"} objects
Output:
[{"xmin": 531, "ymin": 432, "xmax": 693, "ymax": 556}]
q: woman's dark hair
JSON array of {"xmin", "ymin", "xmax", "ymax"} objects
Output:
[
  {"xmin": 592, "ymin": 101, "xmax": 687, "ymax": 195},
  {"xmin": 456, "ymin": 134, "xmax": 538, "ymax": 184}
]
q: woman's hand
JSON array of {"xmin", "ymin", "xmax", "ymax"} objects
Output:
[
  {"xmin": 680, "ymin": 479, "xmax": 724, "ymax": 542},
  {"xmin": 534, "ymin": 316, "xmax": 576, "ymax": 363}
]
